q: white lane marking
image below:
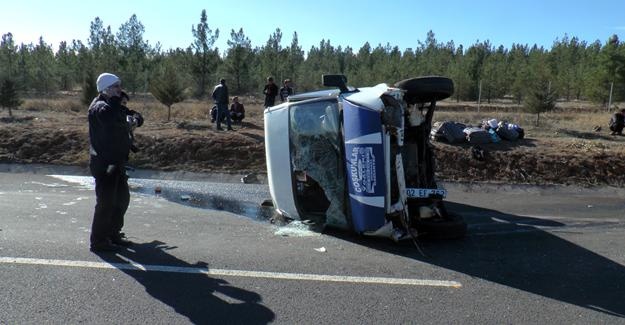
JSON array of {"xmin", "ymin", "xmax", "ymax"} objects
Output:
[
  {"xmin": 464, "ymin": 212, "xmax": 622, "ymax": 224},
  {"xmin": 0, "ymin": 256, "xmax": 461, "ymax": 288}
]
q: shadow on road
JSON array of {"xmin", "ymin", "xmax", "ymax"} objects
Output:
[
  {"xmin": 325, "ymin": 202, "xmax": 625, "ymax": 318},
  {"xmin": 95, "ymin": 240, "xmax": 275, "ymax": 324}
]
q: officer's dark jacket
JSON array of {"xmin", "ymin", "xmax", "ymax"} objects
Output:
[
  {"xmin": 212, "ymin": 84, "xmax": 229, "ymax": 105},
  {"xmin": 88, "ymin": 95, "xmax": 131, "ymax": 174}
]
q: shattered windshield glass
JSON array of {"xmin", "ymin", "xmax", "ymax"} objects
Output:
[{"xmin": 289, "ymin": 100, "xmax": 347, "ymax": 229}]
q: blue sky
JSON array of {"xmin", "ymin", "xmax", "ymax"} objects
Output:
[{"xmin": 1, "ymin": 0, "xmax": 624, "ymax": 53}]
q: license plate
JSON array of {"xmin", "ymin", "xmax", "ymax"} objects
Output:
[{"xmin": 406, "ymin": 188, "xmax": 447, "ymax": 198}]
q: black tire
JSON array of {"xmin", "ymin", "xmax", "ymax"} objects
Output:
[
  {"xmin": 415, "ymin": 212, "xmax": 467, "ymax": 239},
  {"xmin": 394, "ymin": 76, "xmax": 454, "ymax": 104}
]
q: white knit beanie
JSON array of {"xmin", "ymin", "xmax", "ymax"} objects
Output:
[{"xmin": 96, "ymin": 73, "xmax": 120, "ymax": 92}]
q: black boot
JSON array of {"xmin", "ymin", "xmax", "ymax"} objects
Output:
[
  {"xmin": 110, "ymin": 233, "xmax": 133, "ymax": 247},
  {"xmin": 90, "ymin": 239, "xmax": 122, "ymax": 252}
]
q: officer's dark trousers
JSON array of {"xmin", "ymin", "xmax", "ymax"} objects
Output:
[{"xmin": 90, "ymin": 169, "xmax": 130, "ymax": 245}]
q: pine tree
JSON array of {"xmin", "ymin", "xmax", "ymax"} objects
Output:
[
  {"xmin": 88, "ymin": 17, "xmax": 119, "ymax": 73},
  {"xmin": 398, "ymin": 48, "xmax": 418, "ymax": 82},
  {"xmin": 447, "ymin": 45, "xmax": 472, "ymax": 101},
  {"xmin": 0, "ymin": 33, "xmax": 18, "ymax": 82},
  {"xmin": 524, "ymin": 81, "xmax": 557, "ymax": 126},
  {"xmin": 259, "ymin": 28, "xmax": 283, "ymax": 85},
  {"xmin": 31, "ymin": 37, "xmax": 58, "ymax": 94},
  {"xmin": 351, "ymin": 42, "xmax": 372, "ymax": 86},
  {"xmin": 286, "ymin": 32, "xmax": 305, "ymax": 86},
  {"xmin": 117, "ymin": 14, "xmax": 153, "ymax": 93},
  {"xmin": 150, "ymin": 63, "xmax": 186, "ymax": 121},
  {"xmin": 56, "ymin": 41, "xmax": 77, "ymax": 91},
  {"xmin": 481, "ymin": 46, "xmax": 509, "ymax": 103},
  {"xmin": 462, "ymin": 41, "xmax": 492, "ymax": 101},
  {"xmin": 223, "ymin": 28, "xmax": 252, "ymax": 93},
  {"xmin": 0, "ymin": 79, "xmax": 22, "ymax": 117},
  {"xmin": 191, "ymin": 9, "xmax": 219, "ymax": 98},
  {"xmin": 81, "ymin": 70, "xmax": 98, "ymax": 106}
]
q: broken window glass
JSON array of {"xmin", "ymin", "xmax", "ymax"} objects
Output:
[{"xmin": 289, "ymin": 100, "xmax": 347, "ymax": 228}]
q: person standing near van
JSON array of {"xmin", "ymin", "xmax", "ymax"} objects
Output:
[
  {"xmin": 212, "ymin": 78, "xmax": 233, "ymax": 131},
  {"xmin": 263, "ymin": 76, "xmax": 278, "ymax": 108},
  {"xmin": 279, "ymin": 79, "xmax": 293, "ymax": 103},
  {"xmin": 88, "ymin": 73, "xmax": 142, "ymax": 252}
]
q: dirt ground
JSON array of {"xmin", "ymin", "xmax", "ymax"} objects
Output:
[{"xmin": 1, "ymin": 104, "xmax": 625, "ymax": 187}]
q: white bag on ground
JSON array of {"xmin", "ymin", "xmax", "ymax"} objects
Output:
[{"xmin": 487, "ymin": 119, "xmax": 499, "ymax": 129}]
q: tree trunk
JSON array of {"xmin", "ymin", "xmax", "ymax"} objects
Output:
[
  {"xmin": 535, "ymin": 112, "xmax": 540, "ymax": 126},
  {"xmin": 167, "ymin": 105, "xmax": 171, "ymax": 121}
]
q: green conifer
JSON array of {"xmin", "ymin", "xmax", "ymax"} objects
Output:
[
  {"xmin": 81, "ymin": 70, "xmax": 98, "ymax": 106},
  {"xmin": 0, "ymin": 78, "xmax": 22, "ymax": 118}
]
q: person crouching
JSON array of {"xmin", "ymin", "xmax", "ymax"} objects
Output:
[
  {"xmin": 230, "ymin": 96, "xmax": 245, "ymax": 125},
  {"xmin": 609, "ymin": 109, "xmax": 625, "ymax": 135}
]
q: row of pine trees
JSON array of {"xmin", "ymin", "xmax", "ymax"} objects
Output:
[{"xmin": 1, "ymin": 10, "xmax": 624, "ymax": 107}]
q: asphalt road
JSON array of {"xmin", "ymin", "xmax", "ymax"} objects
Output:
[{"xmin": 1, "ymin": 169, "xmax": 625, "ymax": 324}]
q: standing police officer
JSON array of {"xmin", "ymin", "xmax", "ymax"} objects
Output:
[
  {"xmin": 88, "ymin": 73, "xmax": 143, "ymax": 252},
  {"xmin": 212, "ymin": 78, "xmax": 233, "ymax": 131}
]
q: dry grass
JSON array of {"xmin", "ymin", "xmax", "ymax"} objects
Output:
[
  {"xmin": 17, "ymin": 94, "xmax": 268, "ymax": 124},
  {"xmin": 13, "ymin": 95, "xmax": 623, "ymax": 148},
  {"xmin": 433, "ymin": 110, "xmax": 609, "ymax": 136},
  {"xmin": 435, "ymin": 98, "xmax": 623, "ymax": 144},
  {"xmin": 135, "ymin": 98, "xmax": 267, "ymax": 123},
  {"xmin": 21, "ymin": 98, "xmax": 85, "ymax": 114}
]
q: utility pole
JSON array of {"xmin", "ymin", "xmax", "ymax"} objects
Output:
[
  {"xmin": 477, "ymin": 80, "xmax": 482, "ymax": 113},
  {"xmin": 607, "ymin": 82, "xmax": 614, "ymax": 112}
]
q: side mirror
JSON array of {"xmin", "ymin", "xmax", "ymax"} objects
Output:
[{"xmin": 322, "ymin": 74, "xmax": 348, "ymax": 93}]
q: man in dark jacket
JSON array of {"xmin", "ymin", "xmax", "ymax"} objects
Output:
[
  {"xmin": 212, "ymin": 78, "xmax": 232, "ymax": 131},
  {"xmin": 609, "ymin": 109, "xmax": 625, "ymax": 135},
  {"xmin": 263, "ymin": 76, "xmax": 278, "ymax": 108},
  {"xmin": 279, "ymin": 78, "xmax": 293, "ymax": 103},
  {"xmin": 88, "ymin": 73, "xmax": 143, "ymax": 252}
]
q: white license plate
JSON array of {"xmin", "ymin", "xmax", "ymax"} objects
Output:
[{"xmin": 406, "ymin": 188, "xmax": 447, "ymax": 198}]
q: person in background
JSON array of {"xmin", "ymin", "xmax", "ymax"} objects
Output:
[
  {"xmin": 279, "ymin": 78, "xmax": 293, "ymax": 103},
  {"xmin": 263, "ymin": 76, "xmax": 278, "ymax": 108},
  {"xmin": 609, "ymin": 108, "xmax": 625, "ymax": 135},
  {"xmin": 230, "ymin": 96, "xmax": 245, "ymax": 125},
  {"xmin": 212, "ymin": 78, "xmax": 233, "ymax": 131},
  {"xmin": 88, "ymin": 73, "xmax": 143, "ymax": 252}
]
